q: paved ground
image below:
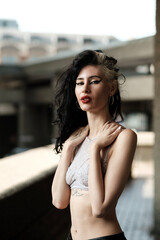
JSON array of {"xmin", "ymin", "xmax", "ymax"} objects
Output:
[
  {"xmin": 117, "ymin": 177, "xmax": 154, "ymax": 240},
  {"xmin": 116, "ymin": 158, "xmax": 156, "ymax": 240}
]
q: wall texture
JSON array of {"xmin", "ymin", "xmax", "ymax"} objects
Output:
[{"xmin": 0, "ymin": 172, "xmax": 71, "ymax": 240}]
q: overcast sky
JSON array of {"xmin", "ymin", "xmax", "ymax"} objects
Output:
[{"xmin": 0, "ymin": 0, "xmax": 156, "ymax": 40}]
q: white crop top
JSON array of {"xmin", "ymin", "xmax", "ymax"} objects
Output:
[{"xmin": 65, "ymin": 137, "xmax": 110, "ymax": 191}]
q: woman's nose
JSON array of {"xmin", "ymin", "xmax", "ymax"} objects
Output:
[{"xmin": 82, "ymin": 82, "xmax": 90, "ymax": 93}]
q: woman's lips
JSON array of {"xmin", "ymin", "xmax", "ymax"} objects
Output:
[{"xmin": 81, "ymin": 96, "xmax": 91, "ymax": 103}]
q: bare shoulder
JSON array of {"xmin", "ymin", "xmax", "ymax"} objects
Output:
[
  {"xmin": 119, "ymin": 127, "xmax": 137, "ymax": 141},
  {"xmin": 106, "ymin": 128, "xmax": 137, "ymax": 169},
  {"xmin": 108, "ymin": 128, "xmax": 137, "ymax": 159},
  {"xmin": 114, "ymin": 128, "xmax": 137, "ymax": 152}
]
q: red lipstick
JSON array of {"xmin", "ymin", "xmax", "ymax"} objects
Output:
[{"xmin": 81, "ymin": 95, "xmax": 91, "ymax": 103}]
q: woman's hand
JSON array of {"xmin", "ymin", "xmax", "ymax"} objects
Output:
[
  {"xmin": 65, "ymin": 125, "xmax": 89, "ymax": 149},
  {"xmin": 93, "ymin": 121, "xmax": 123, "ymax": 149}
]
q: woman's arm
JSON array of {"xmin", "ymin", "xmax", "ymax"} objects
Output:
[
  {"xmin": 89, "ymin": 128, "xmax": 137, "ymax": 217},
  {"xmin": 52, "ymin": 125, "xmax": 89, "ymax": 209},
  {"xmin": 51, "ymin": 143, "xmax": 74, "ymax": 209}
]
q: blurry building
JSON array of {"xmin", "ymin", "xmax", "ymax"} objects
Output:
[
  {"xmin": 0, "ymin": 19, "xmax": 154, "ymax": 158},
  {"xmin": 0, "ymin": 19, "xmax": 119, "ymax": 64}
]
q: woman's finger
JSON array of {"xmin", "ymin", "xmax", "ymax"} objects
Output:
[
  {"xmin": 102, "ymin": 121, "xmax": 112, "ymax": 130},
  {"xmin": 104, "ymin": 123, "xmax": 118, "ymax": 131},
  {"xmin": 117, "ymin": 125, "xmax": 122, "ymax": 131},
  {"xmin": 111, "ymin": 125, "xmax": 122, "ymax": 137}
]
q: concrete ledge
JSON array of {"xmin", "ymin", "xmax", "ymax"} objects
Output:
[
  {"xmin": 0, "ymin": 144, "xmax": 60, "ymax": 199},
  {"xmin": 0, "ymin": 132, "xmax": 155, "ymax": 199},
  {"xmin": 0, "ymin": 145, "xmax": 71, "ymax": 240},
  {"xmin": 137, "ymin": 131, "xmax": 155, "ymax": 146},
  {"xmin": 133, "ymin": 131, "xmax": 154, "ymax": 178}
]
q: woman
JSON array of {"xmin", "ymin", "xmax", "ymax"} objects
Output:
[{"xmin": 51, "ymin": 50, "xmax": 137, "ymax": 240}]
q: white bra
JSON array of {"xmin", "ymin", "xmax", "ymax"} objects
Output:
[{"xmin": 65, "ymin": 137, "xmax": 110, "ymax": 191}]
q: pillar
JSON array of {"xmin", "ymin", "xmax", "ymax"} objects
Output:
[{"xmin": 154, "ymin": 0, "xmax": 160, "ymax": 236}]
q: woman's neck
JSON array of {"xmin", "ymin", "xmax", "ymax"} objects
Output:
[{"xmin": 87, "ymin": 110, "xmax": 112, "ymax": 139}]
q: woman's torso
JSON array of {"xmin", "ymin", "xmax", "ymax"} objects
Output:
[
  {"xmin": 70, "ymin": 189, "xmax": 121, "ymax": 240},
  {"xmin": 66, "ymin": 137, "xmax": 122, "ymax": 240}
]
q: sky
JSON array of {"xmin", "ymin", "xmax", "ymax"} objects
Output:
[{"xmin": 0, "ymin": 0, "xmax": 156, "ymax": 41}]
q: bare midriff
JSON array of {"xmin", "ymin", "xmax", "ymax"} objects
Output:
[{"xmin": 70, "ymin": 188, "xmax": 122, "ymax": 240}]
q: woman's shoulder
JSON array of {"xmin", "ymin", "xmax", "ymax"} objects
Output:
[
  {"xmin": 114, "ymin": 127, "xmax": 137, "ymax": 150},
  {"xmin": 118, "ymin": 127, "xmax": 137, "ymax": 140},
  {"xmin": 107, "ymin": 127, "xmax": 137, "ymax": 164}
]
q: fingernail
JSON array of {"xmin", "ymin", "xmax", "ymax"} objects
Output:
[{"xmin": 118, "ymin": 126, "xmax": 122, "ymax": 130}]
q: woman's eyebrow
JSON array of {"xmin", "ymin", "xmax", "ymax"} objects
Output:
[
  {"xmin": 76, "ymin": 75, "xmax": 102, "ymax": 80},
  {"xmin": 76, "ymin": 77, "xmax": 84, "ymax": 80},
  {"xmin": 89, "ymin": 75, "xmax": 102, "ymax": 79}
]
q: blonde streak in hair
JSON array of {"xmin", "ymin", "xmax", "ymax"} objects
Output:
[
  {"xmin": 95, "ymin": 51, "xmax": 120, "ymax": 82},
  {"xmin": 96, "ymin": 52, "xmax": 113, "ymax": 80},
  {"xmin": 95, "ymin": 51, "xmax": 105, "ymax": 64},
  {"xmin": 102, "ymin": 66, "xmax": 117, "ymax": 82},
  {"xmin": 103, "ymin": 59, "xmax": 120, "ymax": 82}
]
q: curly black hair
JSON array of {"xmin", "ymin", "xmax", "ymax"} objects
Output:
[{"xmin": 54, "ymin": 50, "xmax": 124, "ymax": 153}]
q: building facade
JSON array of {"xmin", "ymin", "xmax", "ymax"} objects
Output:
[
  {"xmin": 0, "ymin": 19, "xmax": 119, "ymax": 64},
  {"xmin": 0, "ymin": 19, "xmax": 154, "ymax": 158}
]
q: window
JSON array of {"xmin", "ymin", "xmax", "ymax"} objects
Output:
[
  {"xmin": 2, "ymin": 55, "xmax": 18, "ymax": 63},
  {"xmin": 83, "ymin": 38, "xmax": 95, "ymax": 44},
  {"xmin": 30, "ymin": 36, "xmax": 51, "ymax": 44},
  {"xmin": 0, "ymin": 19, "xmax": 18, "ymax": 29},
  {"xmin": 57, "ymin": 37, "xmax": 68, "ymax": 43},
  {"xmin": 124, "ymin": 112, "xmax": 149, "ymax": 131},
  {"xmin": 2, "ymin": 34, "xmax": 23, "ymax": 42}
]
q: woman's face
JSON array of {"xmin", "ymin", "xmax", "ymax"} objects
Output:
[{"xmin": 75, "ymin": 65, "xmax": 115, "ymax": 113}]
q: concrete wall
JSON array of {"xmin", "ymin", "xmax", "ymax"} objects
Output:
[
  {"xmin": 0, "ymin": 145, "xmax": 71, "ymax": 240},
  {"xmin": 0, "ymin": 172, "xmax": 71, "ymax": 240},
  {"xmin": 132, "ymin": 131, "xmax": 154, "ymax": 178}
]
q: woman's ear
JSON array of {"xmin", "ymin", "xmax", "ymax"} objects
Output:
[{"xmin": 110, "ymin": 81, "xmax": 118, "ymax": 96}]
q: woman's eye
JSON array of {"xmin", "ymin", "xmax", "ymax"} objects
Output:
[
  {"xmin": 90, "ymin": 80, "xmax": 101, "ymax": 84},
  {"xmin": 76, "ymin": 82, "xmax": 84, "ymax": 86}
]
